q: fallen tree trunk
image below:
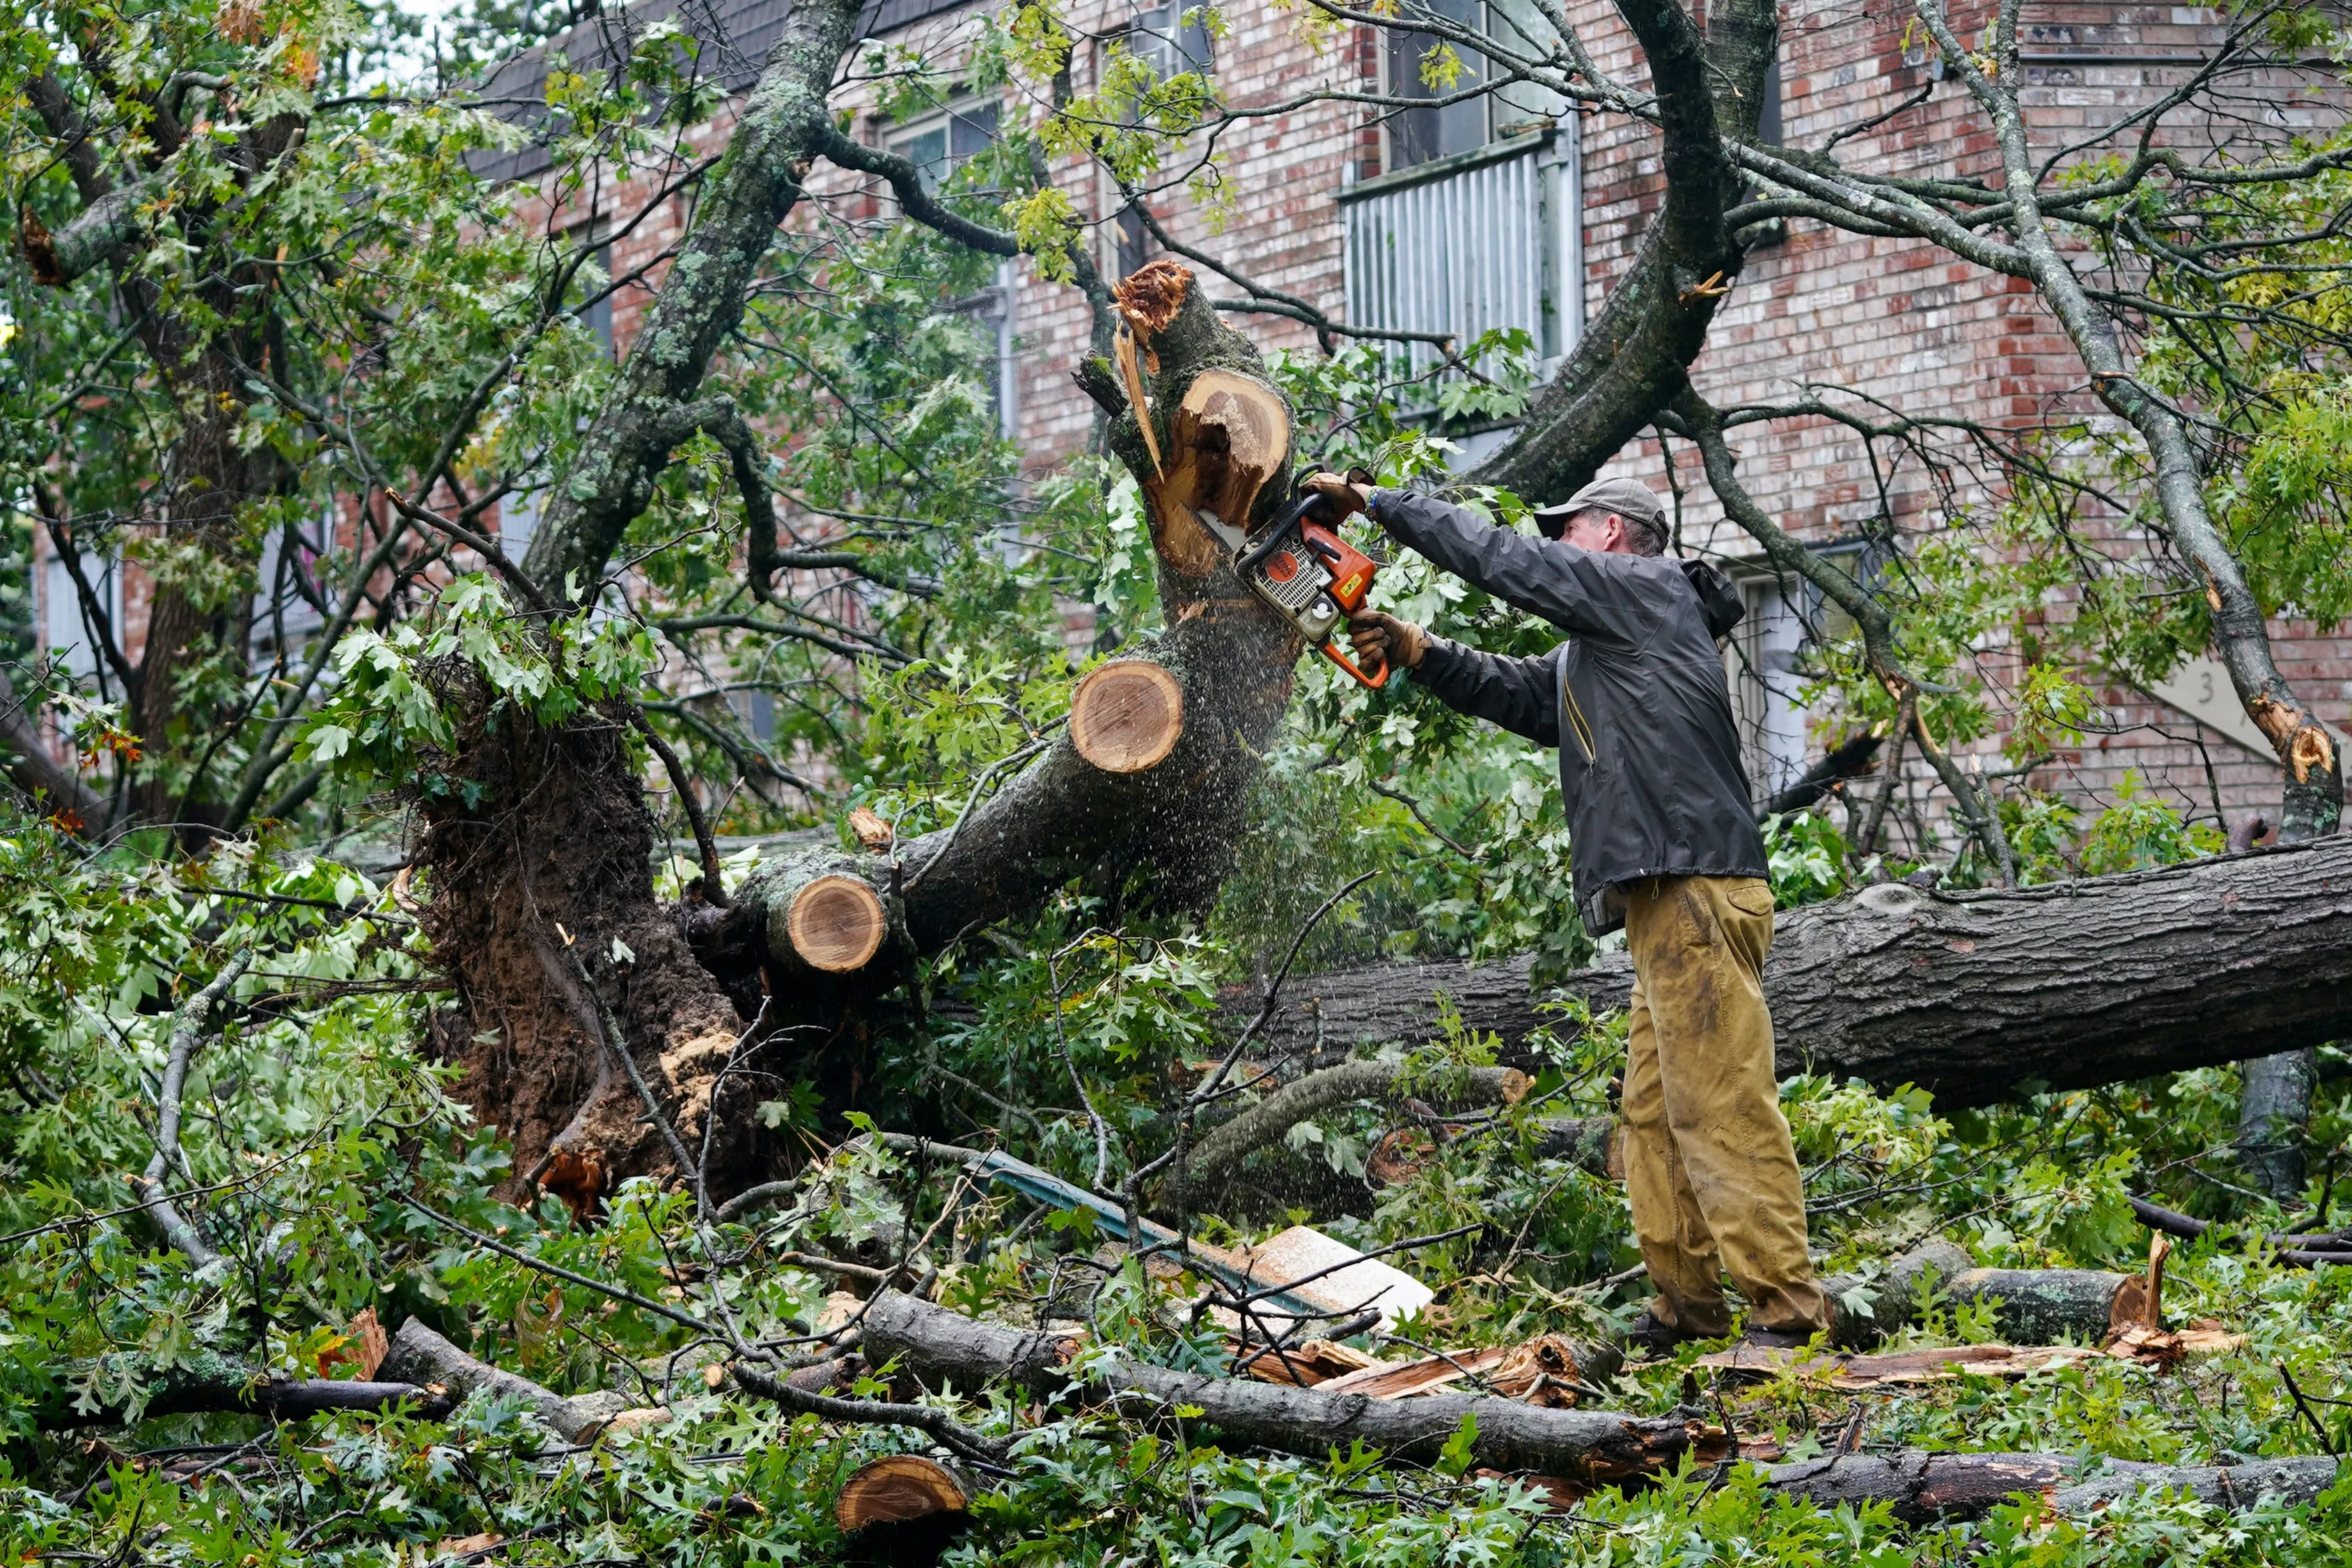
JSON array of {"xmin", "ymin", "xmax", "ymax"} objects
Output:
[
  {"xmin": 861, "ymin": 1290, "xmax": 1710, "ymax": 1483},
  {"xmin": 1228, "ymin": 838, "xmax": 2352, "ymax": 1107},
  {"xmin": 380, "ymin": 1317, "xmax": 627, "ymax": 1442},
  {"xmin": 1765, "ymin": 1450, "xmax": 2340, "ymax": 1524},
  {"xmin": 1940, "ymin": 1268, "xmax": 2141, "ymax": 1345},
  {"xmin": 861, "ymin": 1292, "xmax": 2337, "ymax": 1521}
]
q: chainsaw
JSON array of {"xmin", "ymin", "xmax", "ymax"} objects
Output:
[{"xmin": 1202, "ymin": 467, "xmax": 1390, "ymax": 689}]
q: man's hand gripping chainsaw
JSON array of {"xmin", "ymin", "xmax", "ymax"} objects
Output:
[{"xmin": 1212, "ymin": 467, "xmax": 1390, "ymax": 689}]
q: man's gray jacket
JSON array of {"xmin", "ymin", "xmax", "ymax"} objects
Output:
[{"xmin": 1369, "ymin": 489, "xmax": 1768, "ymax": 937}]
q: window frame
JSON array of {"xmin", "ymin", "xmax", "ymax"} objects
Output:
[{"xmin": 1381, "ymin": 0, "xmax": 1496, "ymax": 173}]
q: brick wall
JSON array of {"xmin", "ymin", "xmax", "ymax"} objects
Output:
[{"xmin": 38, "ymin": 0, "xmax": 2349, "ymax": 847}]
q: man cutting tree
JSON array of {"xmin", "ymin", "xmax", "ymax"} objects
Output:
[{"xmin": 1305, "ymin": 471, "xmax": 1833, "ymax": 1354}]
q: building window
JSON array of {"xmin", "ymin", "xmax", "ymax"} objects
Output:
[
  {"xmin": 1127, "ymin": 0, "xmax": 1212, "ymax": 79},
  {"xmin": 1741, "ymin": 45, "xmax": 1788, "ymax": 247},
  {"xmin": 1114, "ymin": 203, "xmax": 1150, "ymax": 279},
  {"xmin": 42, "ymin": 538, "xmax": 118, "ymax": 686},
  {"xmin": 885, "ymin": 100, "xmax": 1017, "ymax": 439},
  {"xmin": 1346, "ymin": 0, "xmax": 1577, "ymax": 413},
  {"xmin": 252, "ymin": 508, "xmax": 337, "ymax": 654},
  {"xmin": 1386, "ymin": 0, "xmax": 1492, "ymax": 168},
  {"xmin": 501, "ymin": 484, "xmax": 540, "ymax": 556},
  {"xmin": 1340, "ymin": 119, "xmax": 1581, "ymax": 391},
  {"xmin": 1727, "ymin": 574, "xmax": 1811, "ymax": 802},
  {"xmin": 1725, "ymin": 542, "xmax": 1884, "ymax": 803},
  {"xmin": 1105, "ymin": 4, "xmax": 1209, "ymax": 283},
  {"xmin": 569, "ymin": 224, "xmax": 614, "ymax": 361},
  {"xmin": 884, "ymin": 101, "xmax": 1001, "ymax": 196}
]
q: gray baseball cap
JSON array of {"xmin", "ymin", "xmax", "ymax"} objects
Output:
[{"xmin": 1533, "ymin": 477, "xmax": 1669, "ymax": 547}]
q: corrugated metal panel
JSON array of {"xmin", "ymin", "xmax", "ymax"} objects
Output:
[{"xmin": 1342, "ymin": 139, "xmax": 1554, "ymax": 388}]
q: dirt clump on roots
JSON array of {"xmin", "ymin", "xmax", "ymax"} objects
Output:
[{"xmin": 416, "ymin": 688, "xmax": 751, "ymax": 1203}]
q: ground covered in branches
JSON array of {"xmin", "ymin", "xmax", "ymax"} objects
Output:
[{"xmin": 6, "ymin": 810, "xmax": 2352, "ymax": 1568}]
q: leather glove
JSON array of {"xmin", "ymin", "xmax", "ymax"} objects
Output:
[
  {"xmin": 1347, "ymin": 611, "xmax": 1427, "ymax": 672},
  {"xmin": 1303, "ymin": 470, "xmax": 1372, "ymax": 521}
]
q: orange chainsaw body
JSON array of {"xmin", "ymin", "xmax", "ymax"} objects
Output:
[{"xmin": 1237, "ymin": 503, "xmax": 1390, "ymax": 689}]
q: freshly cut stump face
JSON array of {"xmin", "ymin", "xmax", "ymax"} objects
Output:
[
  {"xmin": 787, "ymin": 875, "xmax": 887, "ymax": 972},
  {"xmin": 834, "ymin": 1454, "xmax": 968, "ymax": 1530},
  {"xmin": 836, "ymin": 1454, "xmax": 970, "ymax": 1567},
  {"xmin": 1069, "ymin": 661, "xmax": 1184, "ymax": 774}
]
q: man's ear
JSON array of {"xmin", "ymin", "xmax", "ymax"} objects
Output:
[{"xmin": 1602, "ymin": 512, "xmax": 1629, "ymax": 552}]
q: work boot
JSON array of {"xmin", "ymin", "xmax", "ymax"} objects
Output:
[
  {"xmin": 1620, "ymin": 1309, "xmax": 1698, "ymax": 1360},
  {"xmin": 1734, "ymin": 1323, "xmax": 1815, "ymax": 1352}
]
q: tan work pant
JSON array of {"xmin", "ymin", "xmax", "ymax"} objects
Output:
[{"xmin": 1618, "ymin": 875, "xmax": 1830, "ymax": 1338}]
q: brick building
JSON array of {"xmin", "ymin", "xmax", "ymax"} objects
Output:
[{"xmin": 35, "ymin": 0, "xmax": 2345, "ymax": 850}]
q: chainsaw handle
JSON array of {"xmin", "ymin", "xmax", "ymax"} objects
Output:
[{"xmin": 1321, "ymin": 638, "xmax": 1390, "ymax": 690}]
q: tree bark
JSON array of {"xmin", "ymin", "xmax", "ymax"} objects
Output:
[
  {"xmin": 859, "ymin": 1290, "xmax": 1712, "ymax": 1484},
  {"xmin": 1764, "ymin": 1450, "xmax": 2339, "ymax": 1523},
  {"xmin": 43, "ymin": 1354, "xmax": 455, "ymax": 1427},
  {"xmin": 2238, "ymin": 1049, "xmax": 2316, "ymax": 1199},
  {"xmin": 1469, "ymin": 0, "xmax": 1772, "ymax": 502},
  {"xmin": 862, "ymin": 1292, "xmax": 2339, "ymax": 1521},
  {"xmin": 1938, "ymin": 1269, "xmax": 2135, "ymax": 1344},
  {"xmin": 379, "ymin": 1317, "xmax": 622, "ymax": 1442},
  {"xmin": 1224, "ymin": 838, "xmax": 2352, "ymax": 1108}
]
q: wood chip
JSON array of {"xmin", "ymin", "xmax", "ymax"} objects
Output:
[
  {"xmin": 1237, "ymin": 1338, "xmax": 1381, "ymax": 1387},
  {"xmin": 847, "ymin": 806, "xmax": 894, "ymax": 850},
  {"xmin": 1308, "ymin": 1335, "xmax": 1608, "ymax": 1405}
]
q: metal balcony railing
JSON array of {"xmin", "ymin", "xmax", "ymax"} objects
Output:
[{"xmin": 1340, "ymin": 125, "xmax": 1580, "ymax": 389}]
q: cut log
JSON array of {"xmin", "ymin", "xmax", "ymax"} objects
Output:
[
  {"xmin": 790, "ymin": 877, "xmax": 888, "ymax": 973},
  {"xmin": 834, "ymin": 1454, "xmax": 972, "ymax": 1568},
  {"xmin": 738, "ymin": 849, "xmax": 897, "ymax": 978},
  {"xmin": 859, "ymin": 1292, "xmax": 2333, "ymax": 1523},
  {"xmin": 379, "ymin": 1316, "xmax": 621, "ymax": 1442},
  {"xmin": 1225, "ymin": 838, "xmax": 2352, "ymax": 1108},
  {"xmin": 1764, "ymin": 1450, "xmax": 2342, "ymax": 1523},
  {"xmin": 835, "ymin": 1454, "xmax": 968, "ymax": 1528},
  {"xmin": 1821, "ymin": 1243, "xmax": 2161, "ymax": 1349},
  {"xmin": 1941, "ymin": 1268, "xmax": 2135, "ymax": 1344},
  {"xmin": 859, "ymin": 1289, "xmax": 1711, "ymax": 1483},
  {"xmin": 884, "ymin": 265, "xmax": 1306, "ymax": 944},
  {"xmin": 1069, "ymin": 661, "xmax": 1184, "ymax": 774}
]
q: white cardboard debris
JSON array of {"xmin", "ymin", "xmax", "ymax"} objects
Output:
[{"xmin": 1237, "ymin": 1225, "xmax": 1434, "ymax": 1333}]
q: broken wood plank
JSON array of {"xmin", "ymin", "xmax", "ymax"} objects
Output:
[{"xmin": 1311, "ymin": 1335, "xmax": 1620, "ymax": 1405}]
